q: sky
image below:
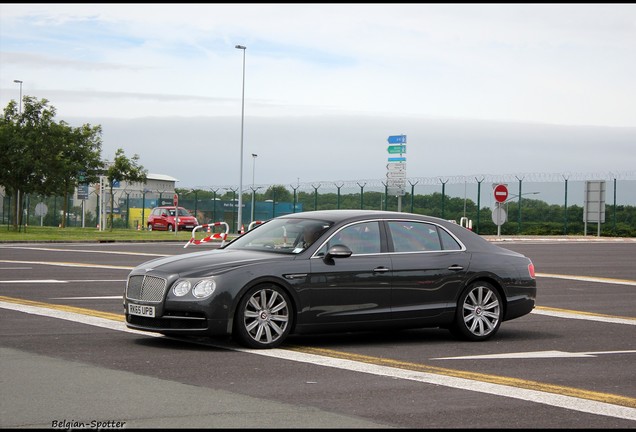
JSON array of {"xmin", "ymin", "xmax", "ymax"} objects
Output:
[{"xmin": 1, "ymin": 3, "xmax": 635, "ymax": 204}]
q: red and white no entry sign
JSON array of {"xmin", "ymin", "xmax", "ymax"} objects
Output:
[{"xmin": 494, "ymin": 184, "xmax": 508, "ymax": 203}]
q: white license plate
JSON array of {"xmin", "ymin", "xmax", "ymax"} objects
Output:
[
  {"xmin": 128, "ymin": 303, "xmax": 155, "ymax": 317},
  {"xmin": 185, "ymin": 225, "xmax": 194, "ymax": 229}
]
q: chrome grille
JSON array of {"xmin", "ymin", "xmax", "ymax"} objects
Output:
[{"xmin": 126, "ymin": 275, "xmax": 168, "ymax": 302}]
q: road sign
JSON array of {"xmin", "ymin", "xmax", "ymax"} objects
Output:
[
  {"xmin": 386, "ymin": 163, "xmax": 406, "ymax": 170},
  {"xmin": 387, "ymin": 145, "xmax": 406, "ymax": 154},
  {"xmin": 387, "ymin": 135, "xmax": 407, "ymax": 144},
  {"xmin": 35, "ymin": 202, "xmax": 48, "ymax": 217},
  {"xmin": 386, "ymin": 171, "xmax": 406, "ymax": 179},
  {"xmin": 494, "ymin": 184, "xmax": 508, "ymax": 203},
  {"xmin": 173, "ymin": 193, "xmax": 179, "ymax": 207},
  {"xmin": 388, "ymin": 157, "xmax": 406, "ymax": 162},
  {"xmin": 492, "ymin": 206, "xmax": 507, "ymax": 226},
  {"xmin": 77, "ymin": 183, "xmax": 89, "ymax": 200},
  {"xmin": 387, "ymin": 178, "xmax": 406, "ymax": 187},
  {"xmin": 388, "ymin": 187, "xmax": 406, "ymax": 196}
]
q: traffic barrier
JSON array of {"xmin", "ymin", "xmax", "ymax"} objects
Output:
[
  {"xmin": 459, "ymin": 216, "xmax": 473, "ymax": 231},
  {"xmin": 248, "ymin": 220, "xmax": 264, "ymax": 231},
  {"xmin": 185, "ymin": 221, "xmax": 230, "ymax": 248}
]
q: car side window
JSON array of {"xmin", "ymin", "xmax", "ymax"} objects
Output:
[
  {"xmin": 388, "ymin": 221, "xmax": 442, "ymax": 252},
  {"xmin": 321, "ymin": 221, "xmax": 381, "ymax": 255},
  {"xmin": 439, "ymin": 228, "xmax": 462, "ymax": 250}
]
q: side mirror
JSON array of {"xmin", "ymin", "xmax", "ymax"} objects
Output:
[{"xmin": 325, "ymin": 244, "xmax": 352, "ymax": 260}]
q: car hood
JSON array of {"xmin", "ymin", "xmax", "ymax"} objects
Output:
[{"xmin": 132, "ymin": 248, "xmax": 291, "ymax": 278}]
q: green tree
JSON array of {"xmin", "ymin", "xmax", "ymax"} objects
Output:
[
  {"xmin": 1, "ymin": 96, "xmax": 105, "ymax": 229},
  {"xmin": 1, "ymin": 97, "xmax": 57, "ymax": 229},
  {"xmin": 105, "ymin": 148, "xmax": 147, "ymax": 230},
  {"xmin": 46, "ymin": 121, "xmax": 104, "ymax": 228},
  {"xmin": 264, "ymin": 184, "xmax": 292, "ymax": 202}
]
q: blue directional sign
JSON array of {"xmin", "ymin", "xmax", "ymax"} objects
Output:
[
  {"xmin": 387, "ymin": 135, "xmax": 407, "ymax": 144},
  {"xmin": 388, "ymin": 157, "xmax": 406, "ymax": 162}
]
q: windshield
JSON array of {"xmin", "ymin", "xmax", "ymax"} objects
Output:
[
  {"xmin": 225, "ymin": 217, "xmax": 332, "ymax": 254},
  {"xmin": 168, "ymin": 208, "xmax": 193, "ymax": 217}
]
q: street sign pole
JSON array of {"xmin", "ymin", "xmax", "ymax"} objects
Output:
[
  {"xmin": 386, "ymin": 135, "xmax": 408, "ymax": 210},
  {"xmin": 497, "ymin": 203, "xmax": 502, "ymax": 237}
]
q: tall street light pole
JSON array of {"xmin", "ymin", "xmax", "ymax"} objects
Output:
[
  {"xmin": 235, "ymin": 44, "xmax": 246, "ymax": 233},
  {"xmin": 13, "ymin": 79, "xmax": 23, "ymax": 230},
  {"xmin": 14, "ymin": 80, "xmax": 23, "ymax": 114},
  {"xmin": 251, "ymin": 153, "xmax": 258, "ymax": 223}
]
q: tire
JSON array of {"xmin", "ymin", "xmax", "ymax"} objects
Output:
[
  {"xmin": 450, "ymin": 281, "xmax": 502, "ymax": 341},
  {"xmin": 234, "ymin": 284, "xmax": 293, "ymax": 349},
  {"xmin": 147, "ymin": 224, "xmax": 153, "ymax": 231},
  {"xmin": 167, "ymin": 224, "xmax": 173, "ymax": 232}
]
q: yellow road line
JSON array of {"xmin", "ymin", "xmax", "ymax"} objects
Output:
[
  {"xmin": 1, "ymin": 295, "xmax": 635, "ymax": 410},
  {"xmin": 0, "ymin": 295, "xmax": 125, "ymax": 321},
  {"xmin": 286, "ymin": 345, "xmax": 636, "ymax": 409}
]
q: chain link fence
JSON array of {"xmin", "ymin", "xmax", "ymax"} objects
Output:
[{"xmin": 3, "ymin": 171, "xmax": 635, "ymax": 236}]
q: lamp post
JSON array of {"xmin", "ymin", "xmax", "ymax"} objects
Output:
[
  {"xmin": 13, "ymin": 80, "xmax": 23, "ymax": 230},
  {"xmin": 14, "ymin": 80, "xmax": 23, "ymax": 114},
  {"xmin": 251, "ymin": 153, "xmax": 258, "ymax": 223},
  {"xmin": 235, "ymin": 44, "xmax": 247, "ymax": 233}
]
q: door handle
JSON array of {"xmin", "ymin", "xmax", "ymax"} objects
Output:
[
  {"xmin": 448, "ymin": 265, "xmax": 464, "ymax": 271},
  {"xmin": 373, "ymin": 267, "xmax": 390, "ymax": 273}
]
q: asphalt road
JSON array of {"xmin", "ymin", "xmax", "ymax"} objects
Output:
[{"xmin": 1, "ymin": 238, "xmax": 635, "ymax": 429}]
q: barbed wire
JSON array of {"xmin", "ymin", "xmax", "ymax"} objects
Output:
[{"xmin": 194, "ymin": 170, "xmax": 636, "ymax": 193}]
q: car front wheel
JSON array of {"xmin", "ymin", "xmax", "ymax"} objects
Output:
[
  {"xmin": 450, "ymin": 281, "xmax": 502, "ymax": 341},
  {"xmin": 234, "ymin": 284, "xmax": 292, "ymax": 349}
]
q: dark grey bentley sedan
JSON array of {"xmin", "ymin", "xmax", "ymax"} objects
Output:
[{"xmin": 124, "ymin": 209, "xmax": 536, "ymax": 349}]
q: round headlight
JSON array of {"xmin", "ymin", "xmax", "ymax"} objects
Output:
[
  {"xmin": 193, "ymin": 279, "xmax": 216, "ymax": 298},
  {"xmin": 173, "ymin": 280, "xmax": 191, "ymax": 297}
]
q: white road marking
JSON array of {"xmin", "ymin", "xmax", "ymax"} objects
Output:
[
  {"xmin": 0, "ymin": 246, "xmax": 168, "ymax": 257},
  {"xmin": 0, "ymin": 260, "xmax": 133, "ymax": 270},
  {"xmin": 434, "ymin": 350, "xmax": 636, "ymax": 360},
  {"xmin": 533, "ymin": 308, "xmax": 636, "ymax": 325},
  {"xmin": 537, "ymin": 273, "xmax": 636, "ymax": 286},
  {"xmin": 0, "ymin": 300, "xmax": 635, "ymax": 421},
  {"xmin": 51, "ymin": 296, "xmax": 123, "ymax": 300}
]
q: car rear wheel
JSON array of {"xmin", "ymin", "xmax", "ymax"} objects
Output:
[
  {"xmin": 147, "ymin": 224, "xmax": 153, "ymax": 231},
  {"xmin": 234, "ymin": 284, "xmax": 292, "ymax": 349},
  {"xmin": 450, "ymin": 281, "xmax": 502, "ymax": 341},
  {"xmin": 167, "ymin": 224, "xmax": 173, "ymax": 232}
]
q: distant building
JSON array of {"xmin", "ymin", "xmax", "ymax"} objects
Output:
[{"xmin": 86, "ymin": 173, "xmax": 178, "ymax": 228}]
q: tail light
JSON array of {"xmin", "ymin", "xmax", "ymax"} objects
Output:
[{"xmin": 528, "ymin": 262, "xmax": 536, "ymax": 279}]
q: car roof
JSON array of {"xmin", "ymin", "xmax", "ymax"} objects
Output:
[{"xmin": 280, "ymin": 209, "xmax": 446, "ymax": 224}]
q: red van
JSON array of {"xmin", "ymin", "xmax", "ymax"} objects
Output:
[{"xmin": 147, "ymin": 206, "xmax": 198, "ymax": 231}]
